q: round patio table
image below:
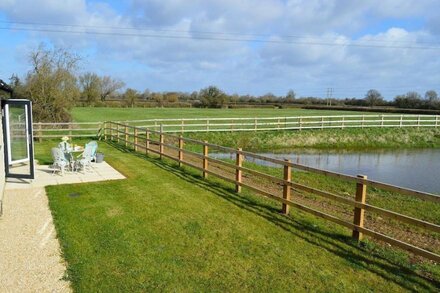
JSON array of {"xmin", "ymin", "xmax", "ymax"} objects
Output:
[{"xmin": 65, "ymin": 147, "xmax": 84, "ymax": 172}]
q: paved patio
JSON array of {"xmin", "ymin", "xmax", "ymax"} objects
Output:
[
  {"xmin": 0, "ymin": 161, "xmax": 125, "ymax": 292},
  {"xmin": 5, "ymin": 161, "xmax": 125, "ymax": 190}
]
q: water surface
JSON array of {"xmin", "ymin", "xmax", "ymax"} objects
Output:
[{"xmin": 211, "ymin": 149, "xmax": 440, "ymax": 193}]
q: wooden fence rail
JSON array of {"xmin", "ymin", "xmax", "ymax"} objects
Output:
[
  {"xmin": 33, "ymin": 114, "xmax": 440, "ymax": 140},
  {"xmin": 104, "ymin": 121, "xmax": 440, "ymax": 263},
  {"xmin": 33, "ymin": 121, "xmax": 103, "ymax": 141},
  {"xmin": 116, "ymin": 114, "xmax": 440, "ymax": 133}
]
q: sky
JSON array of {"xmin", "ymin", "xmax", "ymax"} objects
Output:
[{"xmin": 0, "ymin": 0, "xmax": 439, "ymax": 99}]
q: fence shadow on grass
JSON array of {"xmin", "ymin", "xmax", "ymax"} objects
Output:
[{"xmin": 106, "ymin": 141, "xmax": 440, "ymax": 290}]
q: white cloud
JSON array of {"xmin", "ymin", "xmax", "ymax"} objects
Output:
[{"xmin": 0, "ymin": 0, "xmax": 439, "ymax": 97}]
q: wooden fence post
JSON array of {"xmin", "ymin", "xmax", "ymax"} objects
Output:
[
  {"xmin": 299, "ymin": 118, "xmax": 302, "ymax": 131},
  {"xmin": 178, "ymin": 135, "xmax": 184, "ymax": 167},
  {"xmin": 109, "ymin": 121, "xmax": 113, "ymax": 141},
  {"xmin": 235, "ymin": 148, "xmax": 243, "ymax": 193},
  {"xmin": 181, "ymin": 120, "xmax": 184, "ymax": 133},
  {"xmin": 254, "ymin": 118, "xmax": 257, "ymax": 131},
  {"xmin": 282, "ymin": 159, "xmax": 292, "ymax": 215},
  {"xmin": 417, "ymin": 115, "xmax": 421, "ymax": 128},
  {"xmin": 361, "ymin": 115, "xmax": 364, "ymax": 128},
  {"xmin": 400, "ymin": 115, "xmax": 403, "ymax": 127},
  {"xmin": 203, "ymin": 141, "xmax": 208, "ymax": 179},
  {"xmin": 37, "ymin": 123, "xmax": 42, "ymax": 142},
  {"xmin": 341, "ymin": 116, "xmax": 345, "ymax": 129},
  {"xmin": 117, "ymin": 124, "xmax": 120, "ymax": 143},
  {"xmin": 124, "ymin": 125, "xmax": 128, "ymax": 147},
  {"xmin": 436, "ymin": 116, "xmax": 439, "ymax": 128},
  {"xmin": 352, "ymin": 174, "xmax": 367, "ymax": 241},
  {"xmin": 145, "ymin": 129, "xmax": 150, "ymax": 155},
  {"xmin": 381, "ymin": 115, "xmax": 384, "ymax": 127},
  {"xmin": 160, "ymin": 124, "xmax": 164, "ymax": 159},
  {"xmin": 321, "ymin": 117, "xmax": 324, "ymax": 129},
  {"xmin": 134, "ymin": 127, "xmax": 138, "ymax": 152},
  {"xmin": 277, "ymin": 119, "xmax": 281, "ymax": 130}
]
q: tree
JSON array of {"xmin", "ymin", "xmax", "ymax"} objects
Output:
[
  {"xmin": 199, "ymin": 86, "xmax": 228, "ymax": 108},
  {"xmin": 141, "ymin": 89, "xmax": 151, "ymax": 100},
  {"xmin": 261, "ymin": 93, "xmax": 276, "ymax": 103},
  {"xmin": 23, "ymin": 44, "xmax": 81, "ymax": 122},
  {"xmin": 364, "ymin": 89, "xmax": 384, "ymax": 107},
  {"xmin": 79, "ymin": 72, "xmax": 101, "ymax": 105},
  {"xmin": 8, "ymin": 74, "xmax": 26, "ymax": 99},
  {"xmin": 151, "ymin": 92, "xmax": 164, "ymax": 107},
  {"xmin": 99, "ymin": 76, "xmax": 125, "ymax": 101},
  {"xmin": 285, "ymin": 90, "xmax": 296, "ymax": 103},
  {"xmin": 123, "ymin": 88, "xmax": 139, "ymax": 108},
  {"xmin": 164, "ymin": 92, "xmax": 179, "ymax": 103},
  {"xmin": 394, "ymin": 91, "xmax": 423, "ymax": 109},
  {"xmin": 425, "ymin": 90, "xmax": 439, "ymax": 109}
]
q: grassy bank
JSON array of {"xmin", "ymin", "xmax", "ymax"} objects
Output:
[
  {"xmin": 35, "ymin": 141, "xmax": 439, "ymax": 291},
  {"xmin": 186, "ymin": 127, "xmax": 440, "ymax": 151}
]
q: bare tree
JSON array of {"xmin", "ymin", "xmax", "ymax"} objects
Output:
[
  {"xmin": 123, "ymin": 88, "xmax": 139, "ymax": 108},
  {"xmin": 364, "ymin": 89, "xmax": 384, "ymax": 107},
  {"xmin": 24, "ymin": 44, "xmax": 81, "ymax": 122},
  {"xmin": 99, "ymin": 76, "xmax": 125, "ymax": 101},
  {"xmin": 79, "ymin": 72, "xmax": 101, "ymax": 105}
]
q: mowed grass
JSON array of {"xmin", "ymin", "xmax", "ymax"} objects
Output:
[
  {"xmin": 38, "ymin": 141, "xmax": 439, "ymax": 292},
  {"xmin": 71, "ymin": 107, "xmax": 370, "ymax": 122}
]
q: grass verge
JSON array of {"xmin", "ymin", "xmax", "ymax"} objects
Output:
[{"xmin": 186, "ymin": 127, "xmax": 440, "ymax": 150}]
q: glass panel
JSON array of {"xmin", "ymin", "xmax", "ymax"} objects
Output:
[{"xmin": 8, "ymin": 104, "xmax": 29, "ymax": 163}]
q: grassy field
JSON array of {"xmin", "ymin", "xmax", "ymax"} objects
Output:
[
  {"xmin": 36, "ymin": 141, "xmax": 439, "ymax": 291},
  {"xmin": 71, "ymin": 107, "xmax": 370, "ymax": 122}
]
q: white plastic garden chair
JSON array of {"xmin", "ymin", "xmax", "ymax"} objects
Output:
[
  {"xmin": 51, "ymin": 147, "xmax": 69, "ymax": 176},
  {"xmin": 77, "ymin": 144, "xmax": 94, "ymax": 173}
]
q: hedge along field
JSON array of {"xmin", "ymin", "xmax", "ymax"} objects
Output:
[{"xmin": 71, "ymin": 107, "xmax": 372, "ymax": 122}]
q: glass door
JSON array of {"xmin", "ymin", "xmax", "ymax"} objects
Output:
[{"xmin": 1, "ymin": 99, "xmax": 34, "ymax": 179}]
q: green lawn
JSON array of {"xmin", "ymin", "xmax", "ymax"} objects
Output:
[
  {"xmin": 71, "ymin": 107, "xmax": 371, "ymax": 122},
  {"xmin": 38, "ymin": 141, "xmax": 439, "ymax": 292}
]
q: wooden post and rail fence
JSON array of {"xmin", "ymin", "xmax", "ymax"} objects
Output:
[
  {"xmin": 32, "ymin": 114, "xmax": 440, "ymax": 140},
  {"xmin": 103, "ymin": 121, "xmax": 440, "ymax": 263}
]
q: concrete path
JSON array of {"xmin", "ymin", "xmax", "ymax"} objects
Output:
[{"xmin": 0, "ymin": 162, "xmax": 125, "ymax": 292}]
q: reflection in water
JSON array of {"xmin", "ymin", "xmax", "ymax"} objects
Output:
[{"xmin": 211, "ymin": 149, "xmax": 440, "ymax": 193}]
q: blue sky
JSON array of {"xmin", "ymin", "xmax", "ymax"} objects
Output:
[{"xmin": 0, "ymin": 0, "xmax": 439, "ymax": 99}]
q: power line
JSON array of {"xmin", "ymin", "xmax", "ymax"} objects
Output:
[
  {"xmin": 3, "ymin": 20, "xmax": 440, "ymax": 46},
  {"xmin": 2, "ymin": 25, "xmax": 440, "ymax": 50}
]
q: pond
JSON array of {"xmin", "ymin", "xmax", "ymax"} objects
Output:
[{"xmin": 211, "ymin": 148, "xmax": 440, "ymax": 194}]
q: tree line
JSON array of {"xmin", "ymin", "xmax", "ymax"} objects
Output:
[{"xmin": 1, "ymin": 45, "xmax": 439, "ymax": 122}]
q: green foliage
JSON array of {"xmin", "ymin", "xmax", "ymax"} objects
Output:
[{"xmin": 199, "ymin": 86, "xmax": 229, "ymax": 108}]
